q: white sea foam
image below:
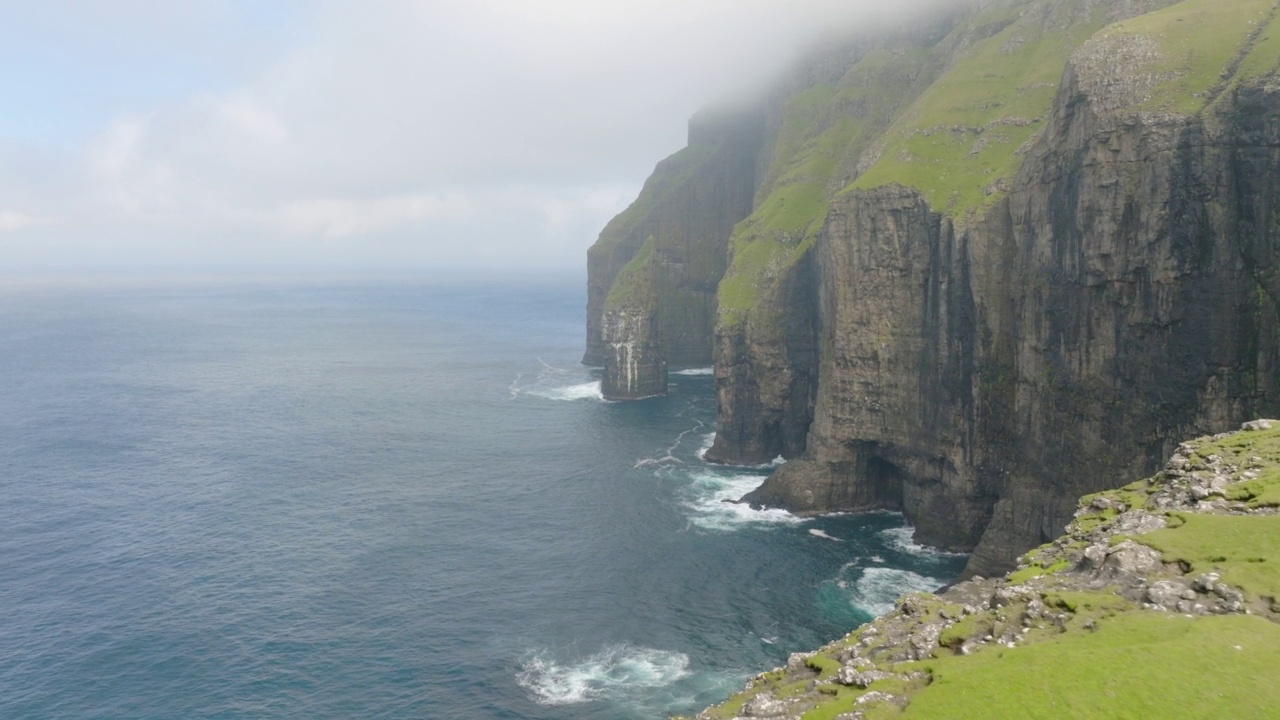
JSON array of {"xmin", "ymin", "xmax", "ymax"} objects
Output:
[
  {"xmin": 691, "ymin": 433, "xmax": 787, "ymax": 469},
  {"xmin": 880, "ymin": 527, "xmax": 968, "ymax": 558},
  {"xmin": 848, "ymin": 567, "xmax": 941, "ymax": 617},
  {"xmin": 672, "ymin": 367, "xmax": 715, "ymax": 376},
  {"xmin": 635, "ymin": 422, "xmax": 707, "ymax": 468},
  {"xmin": 696, "ymin": 433, "xmax": 716, "ymax": 460},
  {"xmin": 682, "ymin": 471, "xmax": 807, "ymax": 531},
  {"xmin": 516, "ymin": 645, "xmax": 691, "ymax": 706},
  {"xmin": 524, "ymin": 381, "xmax": 604, "ymax": 402},
  {"xmin": 509, "ymin": 358, "xmax": 605, "ymax": 402},
  {"xmin": 808, "ymin": 529, "xmax": 843, "ymax": 542}
]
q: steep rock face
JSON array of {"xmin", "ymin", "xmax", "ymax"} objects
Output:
[
  {"xmin": 746, "ymin": 187, "xmax": 988, "ymax": 549},
  {"xmin": 707, "ymin": 247, "xmax": 820, "ymax": 464},
  {"xmin": 600, "ymin": 308, "xmax": 668, "ymax": 400},
  {"xmin": 706, "ymin": 13, "xmax": 969, "ymax": 463},
  {"xmin": 588, "ymin": 0, "xmax": 1280, "ymax": 575},
  {"xmin": 749, "ymin": 1, "xmax": 1280, "ymax": 574},
  {"xmin": 583, "ymin": 111, "xmax": 763, "ymax": 399}
]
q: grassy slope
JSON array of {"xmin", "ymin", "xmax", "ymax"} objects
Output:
[
  {"xmin": 593, "ymin": 144, "xmax": 715, "ymax": 304},
  {"xmin": 1101, "ymin": 0, "xmax": 1279, "ymax": 115},
  {"xmin": 900, "ymin": 613, "xmax": 1280, "ymax": 719},
  {"xmin": 849, "ymin": 0, "xmax": 1102, "ymax": 215},
  {"xmin": 718, "ymin": 0, "xmax": 1280, "ymax": 326},
  {"xmin": 605, "ymin": 236, "xmax": 656, "ymax": 309},
  {"xmin": 717, "ymin": 46, "xmax": 936, "ymax": 326},
  {"xmin": 690, "ymin": 424, "xmax": 1280, "ymax": 719},
  {"xmin": 898, "ymin": 429, "xmax": 1280, "ymax": 719}
]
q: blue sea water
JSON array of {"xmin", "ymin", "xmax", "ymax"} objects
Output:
[{"xmin": 0, "ymin": 278, "xmax": 965, "ymax": 719}]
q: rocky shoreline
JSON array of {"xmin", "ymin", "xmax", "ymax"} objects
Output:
[{"xmin": 682, "ymin": 420, "xmax": 1280, "ymax": 719}]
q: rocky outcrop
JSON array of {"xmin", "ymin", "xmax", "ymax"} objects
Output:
[
  {"xmin": 686, "ymin": 421, "xmax": 1280, "ymax": 720},
  {"xmin": 583, "ymin": 110, "xmax": 764, "ymax": 399}
]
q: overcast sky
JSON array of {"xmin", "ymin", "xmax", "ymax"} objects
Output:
[{"xmin": 0, "ymin": 0, "xmax": 902, "ymax": 276}]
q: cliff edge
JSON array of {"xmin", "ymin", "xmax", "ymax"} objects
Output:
[
  {"xmin": 586, "ymin": 0, "xmax": 1280, "ymax": 574},
  {"xmin": 683, "ymin": 420, "xmax": 1280, "ymax": 719}
]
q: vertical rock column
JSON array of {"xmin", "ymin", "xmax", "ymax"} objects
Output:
[{"xmin": 600, "ymin": 305, "xmax": 668, "ymax": 400}]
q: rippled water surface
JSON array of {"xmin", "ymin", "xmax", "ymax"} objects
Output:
[{"xmin": 0, "ymin": 279, "xmax": 965, "ymax": 719}]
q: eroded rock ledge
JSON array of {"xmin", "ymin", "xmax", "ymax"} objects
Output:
[{"xmin": 685, "ymin": 420, "xmax": 1280, "ymax": 719}]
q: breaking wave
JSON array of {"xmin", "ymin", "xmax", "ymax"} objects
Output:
[
  {"xmin": 510, "ymin": 359, "xmax": 604, "ymax": 402},
  {"xmin": 516, "ymin": 645, "xmax": 691, "ymax": 706},
  {"xmin": 524, "ymin": 381, "xmax": 603, "ymax": 402},
  {"xmin": 880, "ymin": 527, "xmax": 967, "ymax": 558},
  {"xmin": 681, "ymin": 471, "xmax": 806, "ymax": 531},
  {"xmin": 847, "ymin": 567, "xmax": 941, "ymax": 617},
  {"xmin": 672, "ymin": 367, "xmax": 714, "ymax": 376},
  {"xmin": 808, "ymin": 529, "xmax": 843, "ymax": 542},
  {"xmin": 696, "ymin": 433, "xmax": 716, "ymax": 460}
]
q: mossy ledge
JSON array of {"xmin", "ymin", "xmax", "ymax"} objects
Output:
[{"xmin": 682, "ymin": 421, "xmax": 1280, "ymax": 720}]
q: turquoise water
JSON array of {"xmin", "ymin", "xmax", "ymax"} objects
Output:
[{"xmin": 0, "ymin": 279, "xmax": 964, "ymax": 719}]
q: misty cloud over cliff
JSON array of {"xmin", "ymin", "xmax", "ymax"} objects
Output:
[{"xmin": 0, "ymin": 0, "xmax": 938, "ymax": 274}]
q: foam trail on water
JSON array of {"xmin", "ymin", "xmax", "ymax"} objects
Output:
[
  {"xmin": 809, "ymin": 529, "xmax": 843, "ymax": 542},
  {"xmin": 636, "ymin": 421, "xmax": 706, "ymax": 468},
  {"xmin": 692, "ymin": 433, "xmax": 785, "ymax": 469},
  {"xmin": 848, "ymin": 567, "xmax": 941, "ymax": 617},
  {"xmin": 672, "ymin": 367, "xmax": 714, "ymax": 376},
  {"xmin": 523, "ymin": 381, "xmax": 603, "ymax": 402},
  {"xmin": 510, "ymin": 357, "xmax": 605, "ymax": 402},
  {"xmin": 682, "ymin": 471, "xmax": 806, "ymax": 531},
  {"xmin": 516, "ymin": 645, "xmax": 691, "ymax": 706}
]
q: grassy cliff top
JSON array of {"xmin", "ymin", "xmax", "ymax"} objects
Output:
[
  {"xmin": 715, "ymin": 0, "xmax": 1279, "ymax": 330},
  {"xmin": 604, "ymin": 236, "xmax": 656, "ymax": 309},
  {"xmin": 717, "ymin": 43, "xmax": 941, "ymax": 328},
  {"xmin": 685, "ymin": 420, "xmax": 1280, "ymax": 719},
  {"xmin": 848, "ymin": 0, "xmax": 1106, "ymax": 215},
  {"xmin": 590, "ymin": 143, "xmax": 716, "ymax": 258}
]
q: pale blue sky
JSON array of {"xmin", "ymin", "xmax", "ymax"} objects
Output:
[
  {"xmin": 0, "ymin": 0, "xmax": 911, "ymax": 275},
  {"xmin": 0, "ymin": 2, "xmax": 309, "ymax": 146}
]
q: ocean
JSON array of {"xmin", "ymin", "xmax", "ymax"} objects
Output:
[{"xmin": 0, "ymin": 278, "xmax": 965, "ymax": 719}]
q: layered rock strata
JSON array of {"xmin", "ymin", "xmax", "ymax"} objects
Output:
[{"xmin": 587, "ymin": 0, "xmax": 1280, "ymax": 573}]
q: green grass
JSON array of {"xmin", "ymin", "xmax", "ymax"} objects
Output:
[
  {"xmin": 1235, "ymin": 9, "xmax": 1280, "ymax": 82},
  {"xmin": 1139, "ymin": 513, "xmax": 1280, "ymax": 602},
  {"xmin": 1098, "ymin": 0, "xmax": 1278, "ymax": 115},
  {"xmin": 848, "ymin": 0, "xmax": 1280, "ymax": 216},
  {"xmin": 1007, "ymin": 557, "xmax": 1071, "ymax": 584},
  {"xmin": 938, "ymin": 615, "xmax": 989, "ymax": 649},
  {"xmin": 804, "ymin": 653, "xmax": 843, "ymax": 679},
  {"xmin": 849, "ymin": 0, "xmax": 1105, "ymax": 215},
  {"xmin": 594, "ymin": 145, "xmax": 715, "ymax": 254},
  {"xmin": 1042, "ymin": 590, "xmax": 1130, "ymax": 615},
  {"xmin": 898, "ymin": 613, "xmax": 1280, "ymax": 719},
  {"xmin": 604, "ymin": 236, "xmax": 655, "ymax": 309},
  {"xmin": 1224, "ymin": 467, "xmax": 1280, "ymax": 508},
  {"xmin": 717, "ymin": 45, "xmax": 938, "ymax": 327}
]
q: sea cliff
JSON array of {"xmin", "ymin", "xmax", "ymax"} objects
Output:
[
  {"xmin": 585, "ymin": 0, "xmax": 1280, "ymax": 574},
  {"xmin": 682, "ymin": 420, "xmax": 1280, "ymax": 719}
]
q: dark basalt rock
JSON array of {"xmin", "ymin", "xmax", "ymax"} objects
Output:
[{"xmin": 586, "ymin": 0, "xmax": 1280, "ymax": 574}]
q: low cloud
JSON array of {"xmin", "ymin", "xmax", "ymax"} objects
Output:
[{"xmin": 0, "ymin": 0, "xmax": 941, "ymax": 274}]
